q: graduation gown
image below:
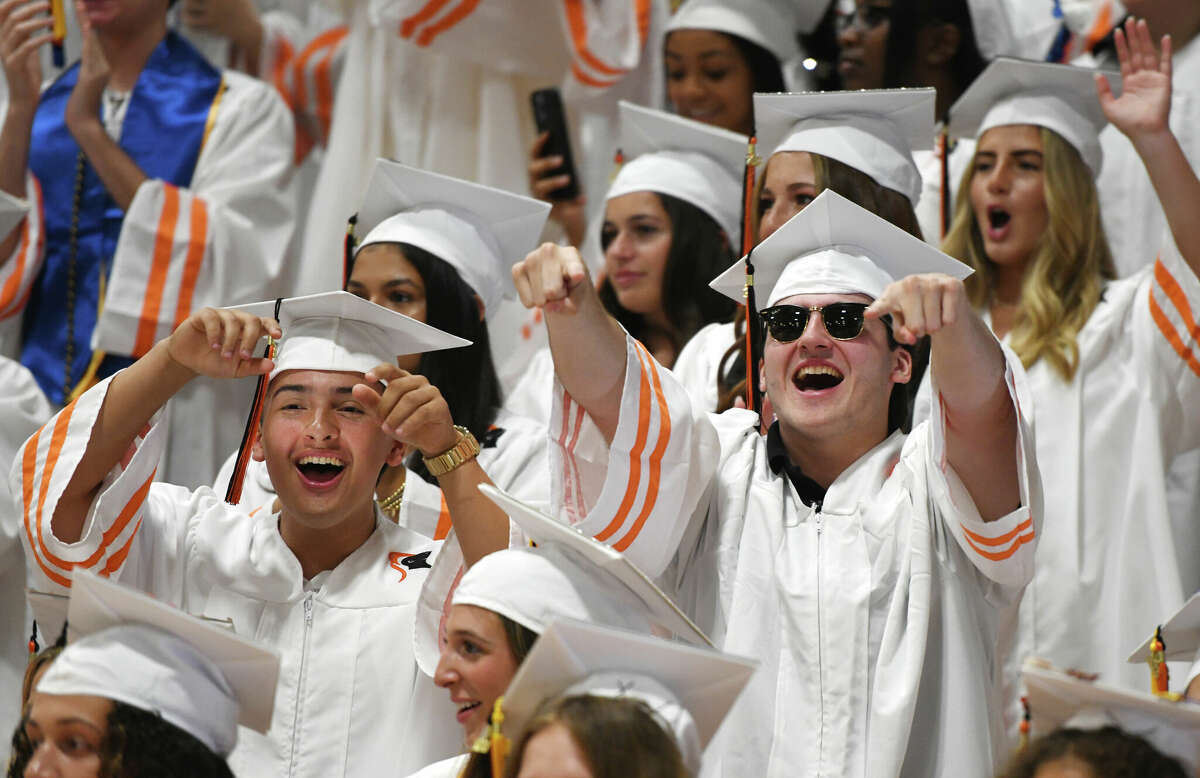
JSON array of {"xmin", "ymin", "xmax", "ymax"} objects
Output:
[
  {"xmin": 10, "ymin": 374, "xmax": 461, "ymax": 778},
  {"xmin": 0, "ymin": 35, "xmax": 296, "ymax": 488},
  {"xmin": 547, "ymin": 335, "xmax": 1041, "ymax": 777},
  {"xmin": 915, "ymin": 235, "xmax": 1200, "ymax": 738}
]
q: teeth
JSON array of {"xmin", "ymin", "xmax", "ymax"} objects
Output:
[
  {"xmin": 795, "ymin": 365, "xmax": 843, "ymax": 379},
  {"xmin": 297, "ymin": 456, "xmax": 344, "ymax": 467},
  {"xmin": 458, "ymin": 702, "xmax": 479, "ymax": 713}
]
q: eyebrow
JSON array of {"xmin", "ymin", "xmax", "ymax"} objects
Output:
[
  {"xmin": 448, "ymin": 628, "xmax": 494, "ymax": 647},
  {"xmin": 271, "ymin": 384, "xmax": 358, "ymax": 399},
  {"xmin": 976, "ymin": 149, "xmax": 1044, "ymax": 158},
  {"xmin": 25, "ymin": 717, "xmax": 104, "ymax": 734},
  {"xmin": 664, "ymin": 49, "xmax": 734, "ymax": 60}
]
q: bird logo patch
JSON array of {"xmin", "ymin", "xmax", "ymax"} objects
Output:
[{"xmin": 388, "ymin": 551, "xmax": 433, "ymax": 582}]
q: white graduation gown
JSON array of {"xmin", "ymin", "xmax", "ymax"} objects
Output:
[
  {"xmin": 0, "ymin": 69, "xmax": 297, "ymax": 489},
  {"xmin": 10, "ymin": 374, "xmax": 462, "ymax": 778},
  {"xmin": 547, "ymin": 335, "xmax": 1041, "ymax": 777},
  {"xmin": 0, "ymin": 357, "xmax": 51, "ymax": 764},
  {"xmin": 915, "ymin": 236, "xmax": 1200, "ymax": 736},
  {"xmin": 404, "ymin": 754, "xmax": 469, "ymax": 778}
]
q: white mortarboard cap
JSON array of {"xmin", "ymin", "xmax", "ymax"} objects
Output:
[
  {"xmin": 353, "ymin": 160, "xmax": 550, "ymax": 316},
  {"xmin": 414, "ymin": 484, "xmax": 710, "ymax": 674},
  {"xmin": 968, "ymin": 0, "xmax": 1063, "ymax": 61},
  {"xmin": 947, "ymin": 58, "xmax": 1118, "ymax": 177},
  {"xmin": 500, "ymin": 619, "xmax": 756, "ymax": 774},
  {"xmin": 755, "ymin": 88, "xmax": 934, "ymax": 205},
  {"xmin": 710, "ymin": 189, "xmax": 971, "ymax": 309},
  {"xmin": 667, "ymin": 0, "xmax": 815, "ymax": 62},
  {"xmin": 0, "ymin": 188, "xmax": 29, "ymax": 240},
  {"xmin": 1128, "ymin": 593, "xmax": 1200, "ymax": 665},
  {"xmin": 233, "ymin": 291, "xmax": 469, "ymax": 380},
  {"xmin": 1023, "ymin": 660, "xmax": 1200, "ymax": 773},
  {"xmin": 607, "ymin": 102, "xmax": 746, "ymax": 244},
  {"xmin": 34, "ymin": 570, "xmax": 280, "ymax": 758}
]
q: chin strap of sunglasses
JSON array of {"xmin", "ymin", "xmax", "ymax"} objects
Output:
[{"xmin": 740, "ymin": 132, "xmax": 763, "ymax": 418}]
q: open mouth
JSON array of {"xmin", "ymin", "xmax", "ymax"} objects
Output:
[
  {"xmin": 793, "ymin": 365, "xmax": 844, "ymax": 392},
  {"xmin": 987, "ymin": 207, "xmax": 1011, "ymax": 231},
  {"xmin": 457, "ymin": 701, "xmax": 481, "ymax": 722},
  {"xmin": 296, "ymin": 455, "xmax": 345, "ymax": 485}
]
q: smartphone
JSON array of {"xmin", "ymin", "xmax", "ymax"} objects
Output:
[{"xmin": 530, "ymin": 87, "xmax": 580, "ymax": 201}]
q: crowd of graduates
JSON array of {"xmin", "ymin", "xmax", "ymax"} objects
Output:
[{"xmin": 1, "ymin": 0, "xmax": 1200, "ymax": 776}]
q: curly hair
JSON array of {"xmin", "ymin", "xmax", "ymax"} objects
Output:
[
  {"xmin": 8, "ymin": 701, "xmax": 234, "ymax": 778},
  {"xmin": 996, "ymin": 726, "xmax": 1189, "ymax": 778}
]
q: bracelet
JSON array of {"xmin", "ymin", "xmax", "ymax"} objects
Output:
[
  {"xmin": 377, "ymin": 482, "xmax": 406, "ymax": 517},
  {"xmin": 422, "ymin": 425, "xmax": 480, "ymax": 477}
]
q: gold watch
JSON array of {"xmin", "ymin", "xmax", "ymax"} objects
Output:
[{"xmin": 422, "ymin": 425, "xmax": 480, "ymax": 477}]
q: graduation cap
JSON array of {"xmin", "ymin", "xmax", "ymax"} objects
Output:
[
  {"xmin": 667, "ymin": 0, "xmax": 822, "ymax": 61},
  {"xmin": 33, "ymin": 570, "xmax": 279, "ymax": 758},
  {"xmin": 710, "ymin": 188, "xmax": 972, "ymax": 309},
  {"xmin": 607, "ymin": 101, "xmax": 747, "ymax": 244},
  {"xmin": 414, "ymin": 484, "xmax": 710, "ymax": 676},
  {"xmin": 754, "ymin": 88, "xmax": 935, "ymax": 206},
  {"xmin": 498, "ymin": 619, "xmax": 756, "ymax": 775},
  {"xmin": 947, "ymin": 57, "xmax": 1119, "ymax": 177},
  {"xmin": 1023, "ymin": 660, "xmax": 1200, "ymax": 773},
  {"xmin": 223, "ymin": 291, "xmax": 470, "ymax": 503},
  {"xmin": 1129, "ymin": 594, "xmax": 1200, "ymax": 666},
  {"xmin": 351, "ymin": 160, "xmax": 551, "ymax": 316}
]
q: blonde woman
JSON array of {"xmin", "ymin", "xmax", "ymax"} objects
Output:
[{"xmin": 937, "ymin": 19, "xmax": 1200, "ymax": 737}]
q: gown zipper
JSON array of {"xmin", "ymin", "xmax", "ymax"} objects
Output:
[{"xmin": 287, "ymin": 592, "xmax": 315, "ymax": 777}]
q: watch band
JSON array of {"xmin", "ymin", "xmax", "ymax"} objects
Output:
[{"xmin": 423, "ymin": 425, "xmax": 481, "ymax": 477}]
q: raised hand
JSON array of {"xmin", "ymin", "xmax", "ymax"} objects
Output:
[
  {"xmin": 865, "ymin": 273, "xmax": 970, "ymax": 345},
  {"xmin": 528, "ymin": 131, "xmax": 587, "ymax": 247},
  {"xmin": 1096, "ymin": 17, "xmax": 1172, "ymax": 142},
  {"xmin": 352, "ymin": 364, "xmax": 458, "ymax": 458},
  {"xmin": 65, "ymin": 0, "xmax": 109, "ymax": 133},
  {"xmin": 511, "ymin": 242, "xmax": 593, "ymax": 315},
  {"xmin": 0, "ymin": 0, "xmax": 53, "ymax": 108},
  {"xmin": 166, "ymin": 307, "xmax": 280, "ymax": 379}
]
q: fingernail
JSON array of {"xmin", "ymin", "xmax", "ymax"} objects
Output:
[
  {"xmin": 380, "ymin": 423, "xmax": 393, "ymax": 436},
  {"xmin": 240, "ymin": 349, "xmax": 253, "ymax": 359},
  {"xmin": 211, "ymin": 342, "xmax": 220, "ymax": 350},
  {"xmin": 221, "ymin": 350, "xmax": 232, "ymax": 358}
]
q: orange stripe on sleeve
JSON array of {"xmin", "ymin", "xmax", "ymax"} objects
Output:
[
  {"xmin": 399, "ymin": 0, "xmax": 453, "ymax": 39},
  {"xmin": 1150, "ymin": 260, "xmax": 1200, "ymax": 378},
  {"xmin": 172, "ymin": 197, "xmax": 208, "ymax": 330},
  {"xmin": 313, "ymin": 36, "xmax": 343, "ymax": 143},
  {"xmin": 434, "ymin": 495, "xmax": 453, "ymax": 541},
  {"xmin": 30, "ymin": 404, "xmax": 79, "ymax": 573},
  {"xmin": 133, "ymin": 185, "xmax": 181, "ymax": 356},
  {"xmin": 20, "ymin": 427, "xmax": 72, "ymax": 587},
  {"xmin": 960, "ymin": 517, "xmax": 1034, "ymax": 548},
  {"xmin": 292, "ymin": 27, "xmax": 347, "ymax": 114},
  {"xmin": 415, "ymin": 0, "xmax": 480, "ymax": 46},
  {"xmin": 962, "ymin": 521, "xmax": 1035, "ymax": 562},
  {"xmin": 0, "ymin": 214, "xmax": 30, "ymax": 316},
  {"xmin": 614, "ymin": 342, "xmax": 671, "ymax": 552},
  {"xmin": 271, "ymin": 36, "xmax": 297, "ymax": 111},
  {"xmin": 1155, "ymin": 259, "xmax": 1200, "ymax": 341},
  {"xmin": 1084, "ymin": 3, "xmax": 1113, "ymax": 53},
  {"xmin": 593, "ymin": 346, "xmax": 653, "ymax": 542},
  {"xmin": 100, "ymin": 517, "xmax": 143, "ymax": 576},
  {"xmin": 563, "ymin": 0, "xmax": 626, "ymax": 76}
]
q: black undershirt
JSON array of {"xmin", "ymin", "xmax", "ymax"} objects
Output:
[{"xmin": 765, "ymin": 422, "xmax": 827, "ymax": 511}]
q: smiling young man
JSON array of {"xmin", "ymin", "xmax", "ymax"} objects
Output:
[
  {"xmin": 11, "ymin": 291, "xmax": 512, "ymax": 777},
  {"xmin": 511, "ymin": 189, "xmax": 1042, "ymax": 776}
]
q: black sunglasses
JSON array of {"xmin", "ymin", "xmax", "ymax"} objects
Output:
[{"xmin": 760, "ymin": 303, "xmax": 880, "ymax": 343}]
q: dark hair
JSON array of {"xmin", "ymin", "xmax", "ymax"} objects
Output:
[
  {"xmin": 598, "ymin": 193, "xmax": 737, "ymax": 357},
  {"xmin": 997, "ymin": 726, "xmax": 1189, "ymax": 778},
  {"xmin": 727, "ymin": 33, "xmax": 787, "ymax": 94},
  {"xmin": 504, "ymin": 695, "xmax": 689, "ymax": 778},
  {"xmin": 9, "ymin": 701, "xmax": 234, "ymax": 778},
  {"xmin": 883, "ymin": 0, "xmax": 986, "ymax": 109},
  {"xmin": 20, "ymin": 645, "xmax": 64, "ymax": 710},
  {"xmin": 378, "ymin": 244, "xmax": 502, "ymax": 482}
]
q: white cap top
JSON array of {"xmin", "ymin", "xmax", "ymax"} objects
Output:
[
  {"xmin": 34, "ymin": 570, "xmax": 280, "ymax": 758},
  {"xmin": 1023, "ymin": 661, "xmax": 1200, "ymax": 773},
  {"xmin": 353, "ymin": 161, "xmax": 551, "ymax": 316},
  {"xmin": 755, "ymin": 88, "xmax": 934, "ymax": 206},
  {"xmin": 414, "ymin": 484, "xmax": 709, "ymax": 674},
  {"xmin": 709, "ymin": 189, "xmax": 971, "ymax": 308},
  {"xmin": 1128, "ymin": 592, "xmax": 1200, "ymax": 664},
  {"xmin": 947, "ymin": 57, "xmax": 1118, "ymax": 177},
  {"xmin": 607, "ymin": 102, "xmax": 747, "ymax": 243},
  {"xmin": 233, "ymin": 291, "xmax": 469, "ymax": 380},
  {"xmin": 666, "ymin": 0, "xmax": 817, "ymax": 62},
  {"xmin": 500, "ymin": 620, "xmax": 756, "ymax": 774}
]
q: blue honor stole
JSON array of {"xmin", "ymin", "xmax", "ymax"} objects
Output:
[{"xmin": 23, "ymin": 31, "xmax": 223, "ymax": 405}]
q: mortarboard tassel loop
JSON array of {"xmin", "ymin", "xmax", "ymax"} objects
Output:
[
  {"xmin": 225, "ymin": 297, "xmax": 283, "ymax": 505},
  {"xmin": 739, "ymin": 134, "xmax": 763, "ymax": 418},
  {"xmin": 28, "ymin": 621, "xmax": 38, "ymax": 657},
  {"xmin": 1018, "ymin": 695, "xmax": 1030, "ymax": 750},
  {"xmin": 343, "ymin": 214, "xmax": 358, "ymax": 287}
]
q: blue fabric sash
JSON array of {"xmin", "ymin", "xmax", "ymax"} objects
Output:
[{"xmin": 23, "ymin": 30, "xmax": 222, "ymax": 404}]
